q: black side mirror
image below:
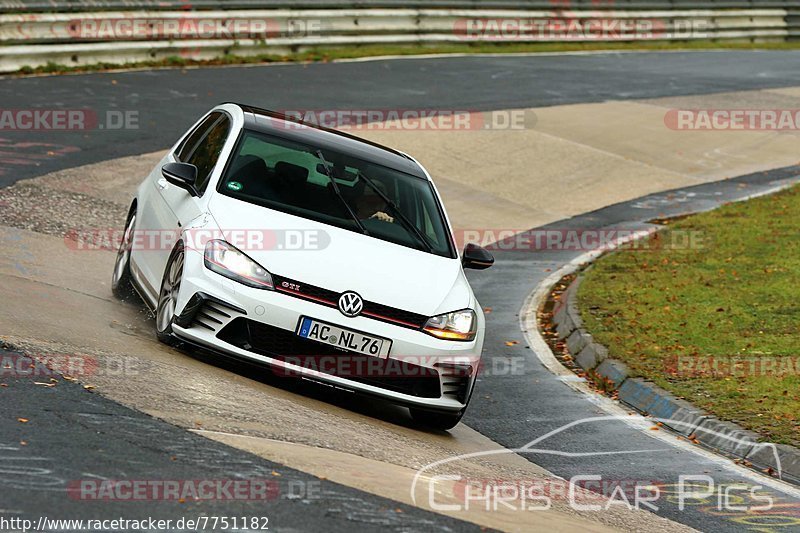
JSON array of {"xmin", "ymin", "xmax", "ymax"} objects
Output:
[
  {"xmin": 462, "ymin": 243, "xmax": 494, "ymax": 270},
  {"xmin": 162, "ymin": 162, "xmax": 199, "ymax": 196}
]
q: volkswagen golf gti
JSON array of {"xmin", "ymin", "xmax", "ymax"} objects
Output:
[{"xmin": 111, "ymin": 103, "xmax": 494, "ymax": 430}]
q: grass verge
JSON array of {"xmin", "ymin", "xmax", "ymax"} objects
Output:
[
  {"xmin": 13, "ymin": 39, "xmax": 800, "ymax": 76},
  {"xmin": 578, "ymin": 184, "xmax": 800, "ymax": 446}
]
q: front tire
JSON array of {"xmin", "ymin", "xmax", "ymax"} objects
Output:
[
  {"xmin": 111, "ymin": 208, "xmax": 136, "ymax": 299},
  {"xmin": 409, "ymin": 408, "xmax": 464, "ymax": 431},
  {"xmin": 155, "ymin": 244, "xmax": 184, "ymax": 344}
]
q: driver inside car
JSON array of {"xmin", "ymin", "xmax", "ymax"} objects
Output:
[
  {"xmin": 357, "ymin": 180, "xmax": 394, "ymax": 223},
  {"xmin": 327, "ymin": 155, "xmax": 395, "ymax": 224}
]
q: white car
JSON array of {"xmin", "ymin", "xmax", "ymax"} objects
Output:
[{"xmin": 111, "ymin": 103, "xmax": 494, "ymax": 430}]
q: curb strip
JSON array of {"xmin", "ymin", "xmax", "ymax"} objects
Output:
[{"xmin": 552, "ymin": 264, "xmax": 800, "ymax": 485}]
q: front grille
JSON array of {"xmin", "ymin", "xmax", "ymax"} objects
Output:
[
  {"xmin": 273, "ymin": 274, "xmax": 428, "ymax": 330},
  {"xmin": 362, "ymin": 301, "xmax": 428, "ymax": 329},
  {"xmin": 217, "ymin": 318, "xmax": 441, "ymax": 399}
]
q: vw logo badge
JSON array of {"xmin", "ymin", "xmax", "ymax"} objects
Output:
[{"xmin": 338, "ymin": 291, "xmax": 364, "ymax": 317}]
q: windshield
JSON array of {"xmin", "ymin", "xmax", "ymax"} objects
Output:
[{"xmin": 218, "ymin": 130, "xmax": 454, "ymax": 258}]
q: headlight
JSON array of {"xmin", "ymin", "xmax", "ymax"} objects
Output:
[
  {"xmin": 423, "ymin": 309, "xmax": 477, "ymax": 341},
  {"xmin": 204, "ymin": 240, "xmax": 274, "ymax": 290}
]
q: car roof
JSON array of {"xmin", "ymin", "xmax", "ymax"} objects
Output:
[{"xmin": 233, "ymin": 103, "xmax": 428, "ymax": 179}]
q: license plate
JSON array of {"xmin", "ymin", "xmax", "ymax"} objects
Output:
[{"xmin": 296, "ymin": 317, "xmax": 391, "ymax": 358}]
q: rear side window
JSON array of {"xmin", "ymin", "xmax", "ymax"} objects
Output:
[
  {"xmin": 174, "ymin": 112, "xmax": 231, "ymax": 196},
  {"xmin": 187, "ymin": 117, "xmax": 231, "ymax": 195},
  {"xmin": 176, "ymin": 112, "xmax": 221, "ymax": 162}
]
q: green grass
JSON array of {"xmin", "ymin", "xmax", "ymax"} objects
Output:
[
  {"xmin": 14, "ymin": 39, "xmax": 800, "ymax": 76},
  {"xmin": 578, "ymin": 184, "xmax": 800, "ymax": 446}
]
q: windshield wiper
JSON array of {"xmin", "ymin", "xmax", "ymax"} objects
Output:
[
  {"xmin": 314, "ymin": 150, "xmax": 369, "ymax": 236},
  {"xmin": 355, "ymin": 171, "xmax": 434, "ymax": 254}
]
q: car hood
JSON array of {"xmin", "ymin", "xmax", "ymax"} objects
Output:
[{"xmin": 206, "ymin": 194, "xmax": 471, "ymax": 316}]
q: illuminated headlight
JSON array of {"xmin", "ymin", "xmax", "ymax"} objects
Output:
[
  {"xmin": 204, "ymin": 239, "xmax": 273, "ymax": 290},
  {"xmin": 423, "ymin": 309, "xmax": 477, "ymax": 341}
]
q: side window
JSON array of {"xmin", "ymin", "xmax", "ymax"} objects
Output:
[
  {"xmin": 186, "ymin": 116, "xmax": 231, "ymax": 195},
  {"xmin": 175, "ymin": 112, "xmax": 221, "ymax": 162}
]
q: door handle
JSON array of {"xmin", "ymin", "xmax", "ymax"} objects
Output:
[{"xmin": 157, "ymin": 178, "xmax": 168, "ymax": 190}]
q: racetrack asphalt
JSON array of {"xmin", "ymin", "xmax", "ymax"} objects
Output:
[
  {"xmin": 5, "ymin": 50, "xmax": 800, "ymax": 187},
  {"xmin": 0, "ymin": 345, "xmax": 483, "ymax": 532},
  {"xmin": 3, "ymin": 51, "xmax": 800, "ymax": 532}
]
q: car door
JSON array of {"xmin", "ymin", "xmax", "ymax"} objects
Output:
[
  {"xmin": 161, "ymin": 112, "xmax": 231, "ymax": 225},
  {"xmin": 137, "ymin": 112, "xmax": 230, "ymax": 296}
]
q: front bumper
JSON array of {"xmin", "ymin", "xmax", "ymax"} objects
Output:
[{"xmin": 170, "ymin": 250, "xmax": 482, "ymax": 412}]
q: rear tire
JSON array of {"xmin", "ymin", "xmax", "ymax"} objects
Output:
[
  {"xmin": 409, "ymin": 408, "xmax": 464, "ymax": 431},
  {"xmin": 111, "ymin": 207, "xmax": 137, "ymax": 299},
  {"xmin": 155, "ymin": 244, "xmax": 184, "ymax": 344}
]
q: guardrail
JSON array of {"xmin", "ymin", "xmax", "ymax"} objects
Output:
[
  {"xmin": 6, "ymin": 1, "xmax": 800, "ymax": 13},
  {"xmin": 0, "ymin": 6, "xmax": 796, "ymax": 73}
]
